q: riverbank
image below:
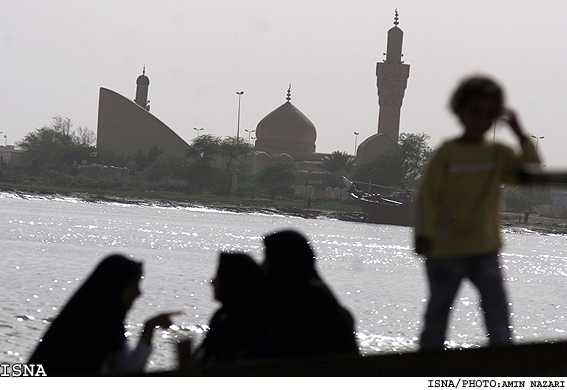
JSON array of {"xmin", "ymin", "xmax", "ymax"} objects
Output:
[
  {"xmin": 3, "ymin": 188, "xmax": 567, "ymax": 235},
  {"xmin": 501, "ymin": 212, "xmax": 567, "ymax": 235},
  {"xmin": 2, "ymin": 188, "xmax": 368, "ymax": 223}
]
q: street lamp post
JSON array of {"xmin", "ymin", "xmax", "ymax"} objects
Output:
[
  {"xmin": 531, "ymin": 135, "xmax": 545, "ymax": 153},
  {"xmin": 245, "ymin": 129, "xmax": 255, "ymax": 144},
  {"xmin": 354, "ymin": 132, "xmax": 359, "ymax": 155},
  {"xmin": 236, "ymin": 91, "xmax": 244, "ymax": 140},
  {"xmin": 193, "ymin": 127, "xmax": 203, "ymax": 138}
]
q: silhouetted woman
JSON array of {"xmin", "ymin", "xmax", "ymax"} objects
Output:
[
  {"xmin": 256, "ymin": 230, "xmax": 359, "ymax": 358},
  {"xmin": 193, "ymin": 252, "xmax": 264, "ymax": 364},
  {"xmin": 28, "ymin": 254, "xmax": 175, "ymax": 376}
]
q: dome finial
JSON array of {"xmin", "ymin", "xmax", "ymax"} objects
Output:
[
  {"xmin": 143, "ymin": 65, "xmax": 146, "ymax": 76},
  {"xmin": 393, "ymin": 8, "xmax": 399, "ymax": 26},
  {"xmin": 286, "ymin": 83, "xmax": 292, "ymax": 102}
]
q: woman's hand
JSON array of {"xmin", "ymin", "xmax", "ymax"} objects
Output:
[{"xmin": 141, "ymin": 311, "xmax": 182, "ymax": 345}]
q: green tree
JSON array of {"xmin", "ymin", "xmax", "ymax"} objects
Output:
[
  {"xmin": 352, "ymin": 149, "xmax": 401, "ymax": 189},
  {"xmin": 503, "ymin": 187, "xmax": 551, "ymax": 213},
  {"xmin": 132, "ymin": 145, "xmax": 164, "ymax": 173},
  {"xmin": 185, "ymin": 135, "xmax": 253, "ymax": 195},
  {"xmin": 186, "ymin": 134, "xmax": 221, "ymax": 161},
  {"xmin": 143, "ymin": 154, "xmax": 187, "ymax": 182},
  {"xmin": 73, "ymin": 125, "xmax": 97, "ymax": 146},
  {"xmin": 17, "ymin": 116, "xmax": 96, "ymax": 173},
  {"xmin": 219, "ymin": 137, "xmax": 254, "ymax": 193},
  {"xmin": 255, "ymin": 162, "xmax": 297, "ymax": 199},
  {"xmin": 352, "ymin": 132, "xmax": 432, "ymax": 190},
  {"xmin": 96, "ymin": 148, "xmax": 132, "ymax": 168},
  {"xmin": 185, "ymin": 159, "xmax": 225, "ymax": 193},
  {"xmin": 398, "ymin": 133, "xmax": 432, "ymax": 189},
  {"xmin": 185, "ymin": 135, "xmax": 223, "ymax": 193},
  {"xmin": 320, "ymin": 151, "xmax": 354, "ymax": 174},
  {"xmin": 320, "ymin": 150, "xmax": 355, "ymax": 188}
]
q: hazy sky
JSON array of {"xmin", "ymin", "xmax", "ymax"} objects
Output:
[{"xmin": 2, "ymin": 1, "xmax": 567, "ymax": 167}]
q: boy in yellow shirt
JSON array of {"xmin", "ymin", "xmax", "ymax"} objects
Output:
[{"xmin": 415, "ymin": 75, "xmax": 540, "ymax": 350}]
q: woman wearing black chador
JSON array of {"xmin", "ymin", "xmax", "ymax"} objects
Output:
[
  {"xmin": 256, "ymin": 229, "xmax": 359, "ymax": 358},
  {"xmin": 28, "ymin": 254, "xmax": 176, "ymax": 376},
  {"xmin": 193, "ymin": 252, "xmax": 264, "ymax": 364}
]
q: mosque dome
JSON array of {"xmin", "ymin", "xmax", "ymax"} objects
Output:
[{"xmin": 255, "ymin": 87, "xmax": 316, "ymax": 154}]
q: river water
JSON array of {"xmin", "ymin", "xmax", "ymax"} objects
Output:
[{"xmin": 1, "ymin": 191, "xmax": 567, "ymax": 373}]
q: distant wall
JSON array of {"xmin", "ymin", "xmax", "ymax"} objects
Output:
[{"xmin": 96, "ymin": 87, "xmax": 189, "ymax": 157}]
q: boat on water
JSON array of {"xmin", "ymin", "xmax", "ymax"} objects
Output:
[{"xmin": 342, "ymin": 177, "xmax": 414, "ymax": 227}]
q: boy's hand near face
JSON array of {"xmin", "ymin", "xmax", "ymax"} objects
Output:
[{"xmin": 502, "ymin": 109, "xmax": 528, "ymax": 141}]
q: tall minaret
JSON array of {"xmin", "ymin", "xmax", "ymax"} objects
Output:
[
  {"xmin": 135, "ymin": 66, "xmax": 150, "ymax": 111},
  {"xmin": 376, "ymin": 10, "xmax": 410, "ymax": 141}
]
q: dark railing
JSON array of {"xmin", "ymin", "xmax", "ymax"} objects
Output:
[{"xmin": 150, "ymin": 339, "xmax": 567, "ymax": 377}]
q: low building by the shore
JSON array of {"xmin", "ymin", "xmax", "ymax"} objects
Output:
[{"xmin": 0, "ymin": 145, "xmax": 24, "ymax": 170}]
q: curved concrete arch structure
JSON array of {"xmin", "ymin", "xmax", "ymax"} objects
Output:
[{"xmin": 96, "ymin": 87, "xmax": 189, "ymax": 157}]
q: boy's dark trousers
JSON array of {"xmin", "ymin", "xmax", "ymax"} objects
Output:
[{"xmin": 420, "ymin": 252, "xmax": 512, "ymax": 350}]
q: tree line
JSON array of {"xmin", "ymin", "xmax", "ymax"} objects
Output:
[{"xmin": 8, "ymin": 115, "xmax": 548, "ymax": 212}]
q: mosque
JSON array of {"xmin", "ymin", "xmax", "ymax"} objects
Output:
[
  {"xmin": 96, "ymin": 11, "xmax": 409, "ymax": 174},
  {"xmin": 356, "ymin": 10, "xmax": 410, "ymax": 164}
]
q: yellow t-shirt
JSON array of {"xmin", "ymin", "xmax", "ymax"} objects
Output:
[{"xmin": 415, "ymin": 138, "xmax": 539, "ymax": 258}]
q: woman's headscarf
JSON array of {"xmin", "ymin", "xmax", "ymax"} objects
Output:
[
  {"xmin": 28, "ymin": 254, "xmax": 142, "ymax": 376},
  {"xmin": 215, "ymin": 252, "xmax": 262, "ymax": 307},
  {"xmin": 263, "ymin": 230, "xmax": 318, "ymax": 281},
  {"xmin": 194, "ymin": 253, "xmax": 263, "ymax": 363},
  {"xmin": 256, "ymin": 230, "xmax": 359, "ymax": 358}
]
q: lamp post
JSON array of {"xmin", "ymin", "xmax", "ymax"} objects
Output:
[
  {"xmin": 354, "ymin": 132, "xmax": 359, "ymax": 155},
  {"xmin": 531, "ymin": 135, "xmax": 545, "ymax": 153},
  {"xmin": 245, "ymin": 129, "xmax": 255, "ymax": 144},
  {"xmin": 193, "ymin": 127, "xmax": 203, "ymax": 138},
  {"xmin": 236, "ymin": 91, "xmax": 244, "ymax": 140}
]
